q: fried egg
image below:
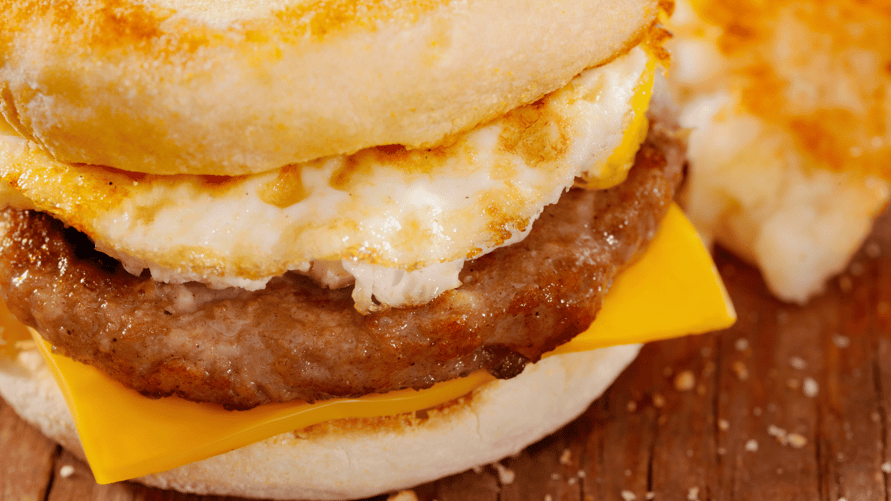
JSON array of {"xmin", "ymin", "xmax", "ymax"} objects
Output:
[{"xmin": 0, "ymin": 46, "xmax": 656, "ymax": 311}]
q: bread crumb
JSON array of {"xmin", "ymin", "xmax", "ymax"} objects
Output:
[
  {"xmin": 865, "ymin": 241, "xmax": 882, "ymax": 258},
  {"xmin": 674, "ymin": 370, "xmax": 696, "ymax": 391},
  {"xmin": 545, "ymin": 495, "xmax": 553, "ymax": 501},
  {"xmin": 625, "ymin": 469, "xmax": 632, "ymax": 477},
  {"xmin": 788, "ymin": 356, "xmax": 807, "ymax": 370},
  {"xmin": 627, "ymin": 400, "xmax": 638, "ymax": 412},
  {"xmin": 717, "ymin": 447, "xmax": 727, "ymax": 455},
  {"xmin": 646, "ymin": 493, "xmax": 656, "ymax": 500},
  {"xmin": 745, "ymin": 439, "xmax": 759, "ymax": 452},
  {"xmin": 787, "ymin": 378, "xmax": 800, "ymax": 390},
  {"xmin": 882, "ymin": 461, "xmax": 891, "ymax": 474},
  {"xmin": 832, "ymin": 334, "xmax": 851, "ymax": 348},
  {"xmin": 732, "ymin": 361, "xmax": 749, "ymax": 381},
  {"xmin": 787, "ymin": 433, "xmax": 808, "ymax": 448},
  {"xmin": 803, "ymin": 378, "xmax": 819, "ymax": 398},
  {"xmin": 768, "ymin": 425, "xmax": 787, "ymax": 442},
  {"xmin": 568, "ymin": 477, "xmax": 577, "ymax": 486},
  {"xmin": 718, "ymin": 419, "xmax": 729, "ymax": 431},
  {"xmin": 551, "ymin": 473, "xmax": 560, "ymax": 481},
  {"xmin": 387, "ymin": 491, "xmax": 418, "ymax": 501},
  {"xmin": 734, "ymin": 338, "xmax": 749, "ymax": 351},
  {"xmin": 653, "ymin": 394, "xmax": 665, "ymax": 408},
  {"xmin": 621, "ymin": 490, "xmax": 637, "ymax": 501},
  {"xmin": 472, "ymin": 465, "xmax": 483, "ymax": 473},
  {"xmin": 687, "ymin": 487, "xmax": 700, "ymax": 500},
  {"xmin": 493, "ymin": 462, "xmax": 515, "ymax": 485},
  {"xmin": 560, "ymin": 448, "xmax": 572, "ymax": 465},
  {"xmin": 753, "ymin": 407, "xmax": 762, "ymax": 416},
  {"xmin": 59, "ymin": 465, "xmax": 75, "ymax": 478},
  {"xmin": 578, "ymin": 470, "xmax": 587, "ymax": 478}
]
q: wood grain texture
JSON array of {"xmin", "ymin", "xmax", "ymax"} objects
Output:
[{"xmin": 3, "ymin": 210, "xmax": 891, "ymax": 501}]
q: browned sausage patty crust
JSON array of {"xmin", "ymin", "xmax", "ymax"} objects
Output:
[{"xmin": 0, "ymin": 117, "xmax": 685, "ymax": 410}]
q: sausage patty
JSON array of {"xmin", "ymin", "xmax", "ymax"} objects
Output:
[{"xmin": 0, "ymin": 118, "xmax": 684, "ymax": 410}]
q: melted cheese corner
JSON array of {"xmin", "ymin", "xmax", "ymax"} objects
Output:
[{"xmin": 11, "ymin": 204, "xmax": 734, "ymax": 484}]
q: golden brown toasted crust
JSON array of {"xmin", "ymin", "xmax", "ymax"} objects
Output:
[{"xmin": 0, "ymin": 0, "xmax": 658, "ymax": 175}]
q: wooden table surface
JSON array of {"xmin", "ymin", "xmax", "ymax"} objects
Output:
[{"xmin": 4, "ymin": 209, "xmax": 891, "ymax": 501}]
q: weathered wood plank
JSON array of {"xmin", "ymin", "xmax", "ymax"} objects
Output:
[{"xmin": 0, "ymin": 397, "xmax": 57, "ymax": 501}]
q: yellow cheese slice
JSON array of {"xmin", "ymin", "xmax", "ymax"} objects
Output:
[{"xmin": 21, "ymin": 203, "xmax": 734, "ymax": 484}]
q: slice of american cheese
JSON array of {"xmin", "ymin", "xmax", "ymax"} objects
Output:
[{"xmin": 23, "ymin": 203, "xmax": 734, "ymax": 484}]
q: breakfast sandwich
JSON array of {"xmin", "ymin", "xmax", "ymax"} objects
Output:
[{"xmin": 0, "ymin": 0, "xmax": 734, "ymax": 498}]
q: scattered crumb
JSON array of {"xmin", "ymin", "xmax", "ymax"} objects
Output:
[
  {"xmin": 687, "ymin": 449, "xmax": 694, "ymax": 457},
  {"xmin": 493, "ymin": 462, "xmax": 515, "ymax": 485},
  {"xmin": 625, "ymin": 469, "xmax": 632, "ymax": 477},
  {"xmin": 627, "ymin": 400, "xmax": 638, "ymax": 412},
  {"xmin": 850, "ymin": 261, "xmax": 865, "ymax": 276},
  {"xmin": 550, "ymin": 473, "xmax": 560, "ymax": 481},
  {"xmin": 803, "ymin": 378, "xmax": 819, "ymax": 398},
  {"xmin": 732, "ymin": 361, "xmax": 749, "ymax": 381},
  {"xmin": 787, "ymin": 433, "xmax": 808, "ymax": 448},
  {"xmin": 768, "ymin": 425, "xmax": 787, "ymax": 441},
  {"xmin": 718, "ymin": 419, "xmax": 730, "ymax": 431},
  {"xmin": 560, "ymin": 448, "xmax": 572, "ymax": 465},
  {"xmin": 59, "ymin": 465, "xmax": 75, "ymax": 478},
  {"xmin": 787, "ymin": 378, "xmax": 801, "ymax": 390},
  {"xmin": 472, "ymin": 465, "xmax": 483, "ymax": 473},
  {"xmin": 387, "ymin": 491, "xmax": 418, "ymax": 501},
  {"xmin": 653, "ymin": 394, "xmax": 665, "ymax": 408},
  {"xmin": 646, "ymin": 493, "xmax": 656, "ymax": 500},
  {"xmin": 674, "ymin": 370, "xmax": 696, "ymax": 391},
  {"xmin": 578, "ymin": 470, "xmax": 587, "ymax": 478},
  {"xmin": 735, "ymin": 338, "xmax": 749, "ymax": 351},
  {"xmin": 568, "ymin": 477, "xmax": 578, "ymax": 486},
  {"xmin": 745, "ymin": 439, "xmax": 759, "ymax": 452},
  {"xmin": 621, "ymin": 490, "xmax": 637, "ymax": 501},
  {"xmin": 865, "ymin": 241, "xmax": 882, "ymax": 258},
  {"xmin": 832, "ymin": 334, "xmax": 851, "ymax": 348},
  {"xmin": 872, "ymin": 412, "xmax": 882, "ymax": 423},
  {"xmin": 838, "ymin": 452, "xmax": 846, "ymax": 462},
  {"xmin": 545, "ymin": 495, "xmax": 553, "ymax": 501},
  {"xmin": 788, "ymin": 356, "xmax": 807, "ymax": 370},
  {"xmin": 687, "ymin": 487, "xmax": 700, "ymax": 500},
  {"xmin": 777, "ymin": 468, "xmax": 784, "ymax": 474},
  {"xmin": 717, "ymin": 447, "xmax": 727, "ymax": 455},
  {"xmin": 701, "ymin": 347, "xmax": 712, "ymax": 357},
  {"xmin": 839, "ymin": 497, "xmax": 848, "ymax": 501},
  {"xmin": 753, "ymin": 407, "xmax": 762, "ymax": 416},
  {"xmin": 882, "ymin": 461, "xmax": 891, "ymax": 474},
  {"xmin": 767, "ymin": 425, "xmax": 807, "ymax": 447}
]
